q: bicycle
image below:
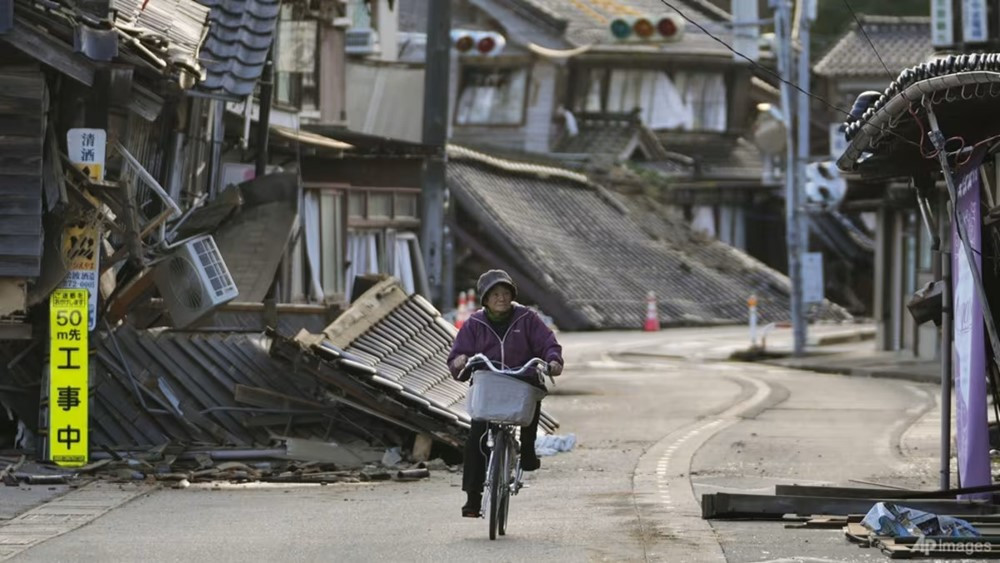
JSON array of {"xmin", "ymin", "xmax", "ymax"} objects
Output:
[{"xmin": 463, "ymin": 353, "xmax": 551, "ymax": 540}]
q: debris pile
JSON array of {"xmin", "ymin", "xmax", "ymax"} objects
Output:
[{"xmin": 702, "ymin": 484, "xmax": 1000, "ymax": 559}]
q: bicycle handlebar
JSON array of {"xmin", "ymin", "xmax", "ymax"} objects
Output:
[
  {"xmin": 466, "ymin": 353, "xmax": 548, "ymax": 376},
  {"xmin": 460, "ymin": 353, "xmax": 554, "ymax": 387}
]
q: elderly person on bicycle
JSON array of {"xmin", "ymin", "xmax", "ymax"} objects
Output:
[{"xmin": 448, "ymin": 269, "xmax": 564, "ymax": 518}]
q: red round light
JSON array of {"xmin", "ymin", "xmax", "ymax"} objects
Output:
[
  {"xmin": 477, "ymin": 35, "xmax": 496, "ymax": 54},
  {"xmin": 455, "ymin": 35, "xmax": 474, "ymax": 52},
  {"xmin": 657, "ymin": 17, "xmax": 677, "ymax": 37},
  {"xmin": 634, "ymin": 18, "xmax": 655, "ymax": 38}
]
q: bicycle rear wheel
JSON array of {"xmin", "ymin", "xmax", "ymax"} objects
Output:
[{"xmin": 488, "ymin": 431, "xmax": 505, "ymax": 540}]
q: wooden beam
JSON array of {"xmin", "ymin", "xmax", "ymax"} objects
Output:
[
  {"xmin": 0, "ymin": 323, "xmax": 31, "ymax": 339},
  {"xmin": 701, "ymin": 492, "xmax": 997, "ymax": 520},
  {"xmin": 233, "ymin": 384, "xmax": 329, "ymax": 411},
  {"xmin": 1, "ymin": 18, "xmax": 95, "ymax": 86}
]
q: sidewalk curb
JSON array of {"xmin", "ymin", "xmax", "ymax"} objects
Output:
[
  {"xmin": 760, "ymin": 360, "xmax": 940, "ymax": 385},
  {"xmin": 811, "ymin": 327, "xmax": 877, "ymax": 346}
]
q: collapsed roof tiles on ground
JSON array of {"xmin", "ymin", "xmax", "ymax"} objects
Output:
[{"xmin": 446, "ymin": 145, "xmax": 850, "ymax": 330}]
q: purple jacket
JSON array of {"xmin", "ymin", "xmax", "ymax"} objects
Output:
[{"xmin": 448, "ymin": 304, "xmax": 563, "ymax": 379}]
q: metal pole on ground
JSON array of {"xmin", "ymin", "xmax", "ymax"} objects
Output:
[{"xmin": 794, "ymin": 0, "xmax": 814, "ymax": 354}]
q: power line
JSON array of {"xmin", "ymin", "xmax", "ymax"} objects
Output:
[{"xmin": 656, "ymin": 0, "xmax": 921, "ymax": 149}]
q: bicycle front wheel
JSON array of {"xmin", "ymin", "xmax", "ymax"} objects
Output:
[
  {"xmin": 488, "ymin": 432, "xmax": 506, "ymax": 541},
  {"xmin": 498, "ymin": 437, "xmax": 512, "ymax": 536}
]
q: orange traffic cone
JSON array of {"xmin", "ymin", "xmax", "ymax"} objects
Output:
[
  {"xmin": 455, "ymin": 291, "xmax": 468, "ymax": 329},
  {"xmin": 467, "ymin": 289, "xmax": 477, "ymax": 310},
  {"xmin": 643, "ymin": 291, "xmax": 660, "ymax": 332}
]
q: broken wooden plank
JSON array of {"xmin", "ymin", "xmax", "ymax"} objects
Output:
[
  {"xmin": 701, "ymin": 492, "xmax": 997, "ymax": 520},
  {"xmin": 233, "ymin": 384, "xmax": 328, "ymax": 411},
  {"xmin": 778, "ymin": 482, "xmax": 1000, "ymax": 500}
]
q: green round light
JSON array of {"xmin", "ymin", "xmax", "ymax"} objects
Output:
[{"xmin": 610, "ymin": 18, "xmax": 632, "ymax": 39}]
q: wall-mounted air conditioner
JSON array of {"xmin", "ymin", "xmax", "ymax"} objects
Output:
[
  {"xmin": 153, "ymin": 235, "xmax": 239, "ymax": 328},
  {"xmin": 346, "ymin": 27, "xmax": 379, "ymax": 55}
]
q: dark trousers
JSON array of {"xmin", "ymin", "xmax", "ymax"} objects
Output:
[{"xmin": 462, "ymin": 402, "xmax": 540, "ymax": 494}]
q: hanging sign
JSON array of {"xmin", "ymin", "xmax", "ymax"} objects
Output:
[
  {"xmin": 952, "ymin": 152, "xmax": 990, "ymax": 495},
  {"xmin": 59, "ymin": 222, "xmax": 100, "ymax": 330},
  {"xmin": 67, "ymin": 128, "xmax": 107, "ymax": 182}
]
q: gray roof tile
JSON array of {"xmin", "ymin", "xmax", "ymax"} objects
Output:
[
  {"xmin": 814, "ymin": 16, "xmax": 932, "ymax": 78},
  {"xmin": 196, "ymin": 0, "xmax": 279, "ymax": 97}
]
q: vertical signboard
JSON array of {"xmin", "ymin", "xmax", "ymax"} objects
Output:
[
  {"xmin": 59, "ymin": 222, "xmax": 100, "ymax": 330},
  {"xmin": 66, "ymin": 128, "xmax": 106, "ymax": 182},
  {"xmin": 931, "ymin": 0, "xmax": 953, "ymax": 47},
  {"xmin": 952, "ymin": 156, "xmax": 990, "ymax": 494},
  {"xmin": 802, "ymin": 252, "xmax": 824, "ymax": 304},
  {"xmin": 963, "ymin": 0, "xmax": 988, "ymax": 43},
  {"xmin": 48, "ymin": 289, "xmax": 89, "ymax": 467}
]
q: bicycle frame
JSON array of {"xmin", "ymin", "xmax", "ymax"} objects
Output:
[{"xmin": 462, "ymin": 354, "xmax": 550, "ymax": 539}]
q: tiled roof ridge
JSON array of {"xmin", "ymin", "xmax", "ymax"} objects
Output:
[
  {"xmin": 447, "ymin": 144, "xmax": 592, "ymax": 186},
  {"xmin": 856, "ymin": 14, "xmax": 931, "ymax": 25},
  {"xmin": 506, "ymin": 0, "xmax": 568, "ymax": 33}
]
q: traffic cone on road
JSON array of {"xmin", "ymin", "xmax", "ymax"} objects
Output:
[
  {"xmin": 643, "ymin": 291, "xmax": 660, "ymax": 332},
  {"xmin": 455, "ymin": 291, "xmax": 468, "ymax": 329}
]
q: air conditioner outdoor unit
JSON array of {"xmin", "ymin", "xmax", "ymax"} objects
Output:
[
  {"xmin": 345, "ymin": 27, "xmax": 379, "ymax": 55},
  {"xmin": 153, "ymin": 235, "xmax": 239, "ymax": 328}
]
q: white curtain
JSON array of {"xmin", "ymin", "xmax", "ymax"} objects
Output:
[
  {"xmin": 692, "ymin": 206, "xmax": 717, "ymax": 238},
  {"xmin": 303, "ymin": 191, "xmax": 324, "ymax": 303},
  {"xmin": 345, "ymin": 232, "xmax": 378, "ymax": 301},
  {"xmin": 674, "ymin": 72, "xmax": 727, "ymax": 132},
  {"xmin": 602, "ymin": 70, "xmax": 726, "ymax": 132},
  {"xmin": 455, "ymin": 68, "xmax": 528, "ymax": 125},
  {"xmin": 391, "ymin": 235, "xmax": 415, "ymax": 294}
]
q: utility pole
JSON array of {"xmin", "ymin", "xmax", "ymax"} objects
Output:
[
  {"xmin": 794, "ymin": 0, "xmax": 815, "ymax": 354},
  {"xmin": 420, "ymin": 0, "xmax": 450, "ymax": 306},
  {"xmin": 772, "ymin": 0, "xmax": 806, "ymax": 355}
]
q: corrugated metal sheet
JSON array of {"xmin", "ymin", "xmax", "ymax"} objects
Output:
[{"xmin": 0, "ymin": 68, "xmax": 45, "ymax": 278}]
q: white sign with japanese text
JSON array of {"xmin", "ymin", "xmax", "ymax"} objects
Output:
[
  {"xmin": 67, "ymin": 128, "xmax": 106, "ymax": 182},
  {"xmin": 59, "ymin": 222, "xmax": 100, "ymax": 330},
  {"xmin": 963, "ymin": 0, "xmax": 988, "ymax": 43},
  {"xmin": 802, "ymin": 252, "xmax": 824, "ymax": 304},
  {"xmin": 931, "ymin": 0, "xmax": 954, "ymax": 47}
]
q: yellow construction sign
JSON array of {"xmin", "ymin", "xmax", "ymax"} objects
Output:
[{"xmin": 48, "ymin": 288, "xmax": 89, "ymax": 467}]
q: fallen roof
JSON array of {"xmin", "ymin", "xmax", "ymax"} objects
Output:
[
  {"xmin": 0, "ymin": 279, "xmax": 556, "ymax": 459},
  {"xmin": 447, "ymin": 145, "xmax": 851, "ymax": 330},
  {"xmin": 814, "ymin": 16, "xmax": 931, "ymax": 78}
]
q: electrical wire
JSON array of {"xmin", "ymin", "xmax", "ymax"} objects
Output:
[{"xmin": 656, "ymin": 0, "xmax": 922, "ymax": 150}]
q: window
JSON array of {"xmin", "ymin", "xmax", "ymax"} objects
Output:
[
  {"xmin": 575, "ymin": 68, "xmax": 727, "ymax": 132},
  {"xmin": 455, "ymin": 66, "xmax": 529, "ymax": 125},
  {"xmin": 274, "ymin": 5, "xmax": 318, "ymax": 109}
]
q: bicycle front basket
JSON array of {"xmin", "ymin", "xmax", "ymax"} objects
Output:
[{"xmin": 467, "ymin": 371, "xmax": 546, "ymax": 425}]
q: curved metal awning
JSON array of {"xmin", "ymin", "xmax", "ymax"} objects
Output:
[{"xmin": 837, "ymin": 66, "xmax": 1000, "ymax": 180}]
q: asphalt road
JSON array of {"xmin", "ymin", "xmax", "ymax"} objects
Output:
[{"xmin": 10, "ymin": 325, "xmax": 942, "ymax": 562}]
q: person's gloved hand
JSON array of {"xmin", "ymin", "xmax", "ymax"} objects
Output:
[
  {"xmin": 548, "ymin": 361, "xmax": 563, "ymax": 376},
  {"xmin": 451, "ymin": 355, "xmax": 468, "ymax": 373}
]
